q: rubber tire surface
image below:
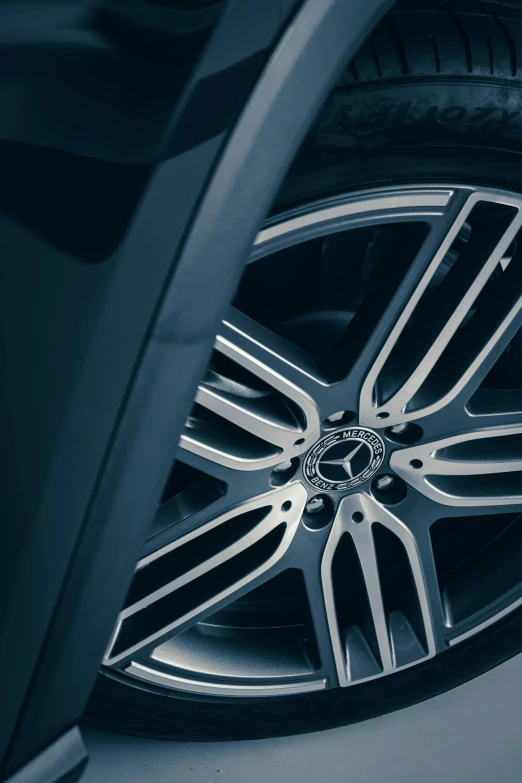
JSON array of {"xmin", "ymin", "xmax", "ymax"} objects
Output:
[{"xmin": 85, "ymin": 0, "xmax": 522, "ymax": 741}]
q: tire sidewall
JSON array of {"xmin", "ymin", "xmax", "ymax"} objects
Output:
[{"xmin": 280, "ymin": 77, "xmax": 522, "ymax": 208}]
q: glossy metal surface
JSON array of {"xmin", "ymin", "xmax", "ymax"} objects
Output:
[{"xmin": 108, "ymin": 185, "xmax": 522, "ymax": 697}]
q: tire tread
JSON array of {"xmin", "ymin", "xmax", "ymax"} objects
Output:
[{"xmin": 341, "ymin": 1, "xmax": 522, "ymax": 87}]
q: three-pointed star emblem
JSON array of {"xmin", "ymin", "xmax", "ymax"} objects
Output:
[{"xmin": 320, "ymin": 441, "xmax": 365, "ymax": 479}]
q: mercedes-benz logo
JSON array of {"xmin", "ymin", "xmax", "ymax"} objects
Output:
[{"xmin": 303, "ymin": 426, "xmax": 385, "ymax": 492}]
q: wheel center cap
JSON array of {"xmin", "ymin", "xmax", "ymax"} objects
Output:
[{"xmin": 303, "ymin": 426, "xmax": 385, "ymax": 492}]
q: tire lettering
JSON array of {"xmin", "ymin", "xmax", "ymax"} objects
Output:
[
  {"xmin": 467, "ymin": 107, "xmax": 496, "ymax": 124},
  {"xmin": 416, "ymin": 105, "xmax": 438, "ymax": 124},
  {"xmin": 316, "ymin": 99, "xmax": 522, "ymax": 147},
  {"xmin": 393, "ymin": 101, "xmax": 413, "ymax": 123},
  {"xmin": 499, "ymin": 109, "xmax": 521, "ymax": 126},
  {"xmin": 437, "ymin": 106, "xmax": 467, "ymax": 123}
]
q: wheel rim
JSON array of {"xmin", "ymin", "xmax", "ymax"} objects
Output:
[{"xmin": 103, "ymin": 184, "xmax": 522, "ymax": 696}]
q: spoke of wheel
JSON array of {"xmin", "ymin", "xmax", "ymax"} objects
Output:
[
  {"xmin": 466, "ymin": 389, "xmax": 522, "ymax": 429},
  {"xmin": 388, "ymin": 489, "xmax": 448, "ymax": 651},
  {"xmin": 321, "ymin": 493, "xmax": 437, "ymax": 686},
  {"xmin": 391, "ymin": 424, "xmax": 522, "ymax": 507},
  {"xmin": 144, "ymin": 441, "xmax": 275, "ymax": 554},
  {"xmin": 180, "ymin": 307, "xmax": 323, "ymax": 471},
  {"xmin": 302, "ymin": 567, "xmax": 340, "ymax": 685},
  {"xmin": 283, "ymin": 524, "xmax": 341, "ymax": 685},
  {"xmin": 174, "ymin": 438, "xmax": 248, "ymax": 484},
  {"xmin": 155, "ymin": 445, "xmax": 270, "ymax": 528},
  {"xmin": 148, "ymin": 480, "xmax": 250, "ymax": 556},
  {"xmin": 104, "ymin": 483, "xmax": 308, "ymax": 668},
  {"xmin": 359, "ymin": 190, "xmax": 522, "ymax": 428},
  {"xmin": 220, "ymin": 308, "xmax": 327, "ymax": 395}
]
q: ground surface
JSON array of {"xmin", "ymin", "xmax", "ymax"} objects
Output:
[{"xmin": 82, "ymin": 651, "xmax": 522, "ymax": 783}]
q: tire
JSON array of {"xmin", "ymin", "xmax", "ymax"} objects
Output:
[{"xmin": 85, "ymin": 0, "xmax": 522, "ymax": 741}]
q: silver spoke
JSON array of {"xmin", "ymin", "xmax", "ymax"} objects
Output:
[
  {"xmin": 144, "ymin": 447, "xmax": 266, "ymax": 554},
  {"xmin": 104, "ymin": 483, "xmax": 308, "ymax": 667},
  {"xmin": 467, "ymin": 389, "xmax": 522, "ymax": 426},
  {"xmin": 360, "ymin": 190, "xmax": 522, "ymax": 427},
  {"xmin": 321, "ymin": 493, "xmax": 436, "ymax": 686},
  {"xmin": 180, "ymin": 308, "xmax": 322, "ymax": 471},
  {"xmin": 283, "ymin": 522, "xmax": 342, "ymax": 685},
  {"xmin": 391, "ymin": 424, "xmax": 522, "ymax": 507},
  {"xmin": 218, "ymin": 309, "xmax": 325, "ymax": 397}
]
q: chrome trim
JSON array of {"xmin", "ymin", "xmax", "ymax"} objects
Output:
[
  {"xmin": 321, "ymin": 493, "xmax": 436, "ymax": 687},
  {"xmin": 359, "ymin": 188, "xmax": 522, "ymax": 428},
  {"xmin": 448, "ymin": 594, "xmax": 522, "ymax": 646},
  {"xmin": 126, "ymin": 661, "xmax": 327, "ymax": 696},
  {"xmin": 391, "ymin": 424, "xmax": 522, "ymax": 507},
  {"xmin": 254, "ymin": 189, "xmax": 453, "ymax": 245},
  {"xmin": 104, "ymin": 483, "xmax": 308, "ymax": 666},
  {"xmin": 180, "ymin": 334, "xmax": 321, "ymax": 471}
]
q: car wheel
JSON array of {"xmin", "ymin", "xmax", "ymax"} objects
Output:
[{"xmin": 85, "ymin": 0, "xmax": 522, "ymax": 740}]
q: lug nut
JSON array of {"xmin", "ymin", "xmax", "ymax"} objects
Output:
[
  {"xmin": 305, "ymin": 496, "xmax": 325, "ymax": 515},
  {"xmin": 375, "ymin": 474, "xmax": 395, "ymax": 491},
  {"xmin": 371, "ymin": 473, "xmax": 407, "ymax": 505},
  {"xmin": 303, "ymin": 494, "xmax": 333, "ymax": 530},
  {"xmin": 386, "ymin": 421, "xmax": 423, "ymax": 444},
  {"xmin": 325, "ymin": 411, "xmax": 345, "ymax": 424},
  {"xmin": 324, "ymin": 410, "xmax": 356, "ymax": 428},
  {"xmin": 389, "ymin": 423, "xmax": 409, "ymax": 435},
  {"xmin": 270, "ymin": 458, "xmax": 299, "ymax": 487},
  {"xmin": 273, "ymin": 460, "xmax": 293, "ymax": 473}
]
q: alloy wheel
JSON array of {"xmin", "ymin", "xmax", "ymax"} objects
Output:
[{"xmin": 103, "ymin": 184, "xmax": 522, "ymax": 696}]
